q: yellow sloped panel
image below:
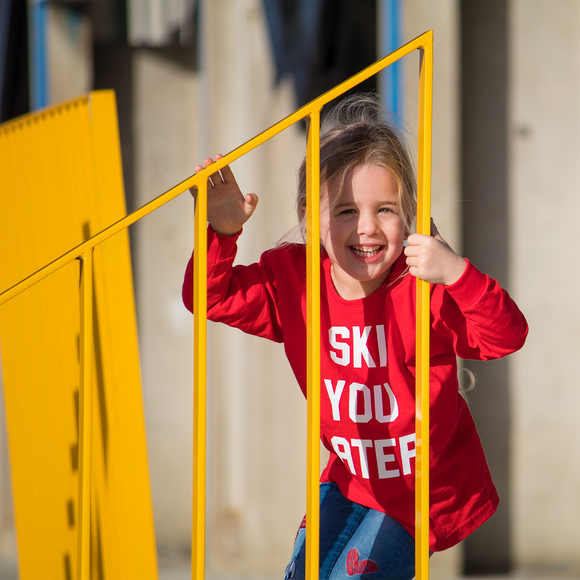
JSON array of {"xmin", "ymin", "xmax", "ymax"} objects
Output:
[
  {"xmin": 0, "ymin": 91, "xmax": 157, "ymax": 580},
  {"xmin": 0, "ymin": 265, "xmax": 80, "ymax": 579}
]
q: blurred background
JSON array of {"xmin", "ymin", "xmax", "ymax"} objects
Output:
[{"xmin": 0, "ymin": 0, "xmax": 578, "ymax": 578}]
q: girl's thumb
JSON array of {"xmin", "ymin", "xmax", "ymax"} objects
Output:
[
  {"xmin": 430, "ymin": 218, "xmax": 441, "ymax": 239},
  {"xmin": 245, "ymin": 193, "xmax": 259, "ymax": 213}
]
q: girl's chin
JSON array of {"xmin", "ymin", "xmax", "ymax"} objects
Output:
[{"xmin": 349, "ymin": 265, "xmax": 392, "ymax": 284}]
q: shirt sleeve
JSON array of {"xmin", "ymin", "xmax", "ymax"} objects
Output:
[
  {"xmin": 182, "ymin": 226, "xmax": 284, "ymax": 343},
  {"xmin": 434, "ymin": 259, "xmax": 529, "ymax": 360}
]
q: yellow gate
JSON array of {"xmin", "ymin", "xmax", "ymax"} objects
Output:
[{"xmin": 0, "ymin": 31, "xmax": 433, "ymax": 580}]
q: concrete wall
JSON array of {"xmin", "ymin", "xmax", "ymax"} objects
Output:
[
  {"xmin": 201, "ymin": 2, "xmax": 307, "ymax": 575},
  {"xmin": 403, "ymin": 0, "xmax": 461, "ymax": 250},
  {"xmin": 46, "ymin": 3, "xmax": 92, "ymax": 104},
  {"xmin": 509, "ymin": 1, "xmax": 580, "ymax": 574},
  {"xmin": 133, "ymin": 45, "xmax": 199, "ymax": 550},
  {"xmin": 133, "ymin": 1, "xmax": 307, "ymax": 574}
]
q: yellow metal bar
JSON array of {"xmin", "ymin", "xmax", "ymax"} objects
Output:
[
  {"xmin": 305, "ymin": 110, "xmax": 322, "ymax": 580},
  {"xmin": 77, "ymin": 250, "xmax": 93, "ymax": 580},
  {"xmin": 192, "ymin": 180, "xmax": 208, "ymax": 580},
  {"xmin": 0, "ymin": 32, "xmax": 434, "ymax": 310},
  {"xmin": 415, "ymin": 31, "xmax": 434, "ymax": 580}
]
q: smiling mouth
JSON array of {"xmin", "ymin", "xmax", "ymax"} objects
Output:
[{"xmin": 350, "ymin": 245, "xmax": 383, "ymax": 258}]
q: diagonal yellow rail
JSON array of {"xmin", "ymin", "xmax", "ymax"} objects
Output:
[{"xmin": 0, "ymin": 31, "xmax": 433, "ymax": 580}]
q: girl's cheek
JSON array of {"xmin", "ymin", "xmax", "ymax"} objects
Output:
[{"xmin": 319, "ymin": 218, "xmax": 332, "ymax": 244}]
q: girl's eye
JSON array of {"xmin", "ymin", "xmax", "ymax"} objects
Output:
[
  {"xmin": 339, "ymin": 209, "xmax": 356, "ymax": 215},
  {"xmin": 379, "ymin": 207, "xmax": 393, "ymax": 213}
]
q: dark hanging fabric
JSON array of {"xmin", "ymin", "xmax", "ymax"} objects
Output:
[
  {"xmin": 262, "ymin": 0, "xmax": 377, "ymax": 113},
  {"xmin": 0, "ymin": 0, "xmax": 30, "ymax": 123}
]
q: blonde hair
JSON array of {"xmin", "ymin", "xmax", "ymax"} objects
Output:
[{"xmin": 294, "ymin": 94, "xmax": 416, "ymax": 241}]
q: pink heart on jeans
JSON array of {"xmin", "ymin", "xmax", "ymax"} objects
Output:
[{"xmin": 346, "ymin": 548, "xmax": 378, "ymax": 575}]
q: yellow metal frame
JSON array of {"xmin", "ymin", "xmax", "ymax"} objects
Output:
[
  {"xmin": 416, "ymin": 41, "xmax": 434, "ymax": 580},
  {"xmin": 193, "ymin": 179, "xmax": 208, "ymax": 580},
  {"xmin": 305, "ymin": 109, "xmax": 322, "ymax": 579},
  {"xmin": 0, "ymin": 31, "xmax": 433, "ymax": 580}
]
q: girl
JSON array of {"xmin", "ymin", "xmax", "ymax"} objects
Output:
[{"xmin": 182, "ymin": 97, "xmax": 528, "ymax": 580}]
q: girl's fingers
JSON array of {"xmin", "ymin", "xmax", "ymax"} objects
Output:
[
  {"xmin": 212, "ymin": 155, "xmax": 224, "ymax": 184},
  {"xmin": 195, "ymin": 153, "xmax": 239, "ymax": 191},
  {"xmin": 204, "ymin": 154, "xmax": 230, "ymax": 185},
  {"xmin": 197, "ymin": 157, "xmax": 220, "ymax": 188},
  {"xmin": 430, "ymin": 219, "xmax": 446, "ymax": 243},
  {"xmin": 405, "ymin": 233, "xmax": 427, "ymax": 246},
  {"xmin": 430, "ymin": 219, "xmax": 438, "ymax": 236},
  {"xmin": 214, "ymin": 154, "xmax": 238, "ymax": 185},
  {"xmin": 219, "ymin": 163, "xmax": 236, "ymax": 183}
]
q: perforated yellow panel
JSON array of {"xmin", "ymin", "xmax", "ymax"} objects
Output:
[{"xmin": 0, "ymin": 92, "xmax": 157, "ymax": 580}]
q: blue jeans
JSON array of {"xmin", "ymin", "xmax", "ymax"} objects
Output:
[{"xmin": 284, "ymin": 483, "xmax": 420, "ymax": 580}]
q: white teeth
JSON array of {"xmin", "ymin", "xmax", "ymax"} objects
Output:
[{"xmin": 351, "ymin": 246, "xmax": 382, "ymax": 257}]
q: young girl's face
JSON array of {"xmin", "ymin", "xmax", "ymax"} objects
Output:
[{"xmin": 320, "ymin": 164, "xmax": 406, "ymax": 300}]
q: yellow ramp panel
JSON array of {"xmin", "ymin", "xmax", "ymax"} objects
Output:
[{"xmin": 0, "ymin": 92, "xmax": 157, "ymax": 579}]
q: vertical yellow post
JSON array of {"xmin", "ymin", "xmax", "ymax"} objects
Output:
[
  {"xmin": 305, "ymin": 110, "xmax": 322, "ymax": 580},
  {"xmin": 193, "ymin": 179, "xmax": 208, "ymax": 580},
  {"xmin": 415, "ymin": 31, "xmax": 434, "ymax": 580},
  {"xmin": 78, "ymin": 250, "xmax": 94, "ymax": 580}
]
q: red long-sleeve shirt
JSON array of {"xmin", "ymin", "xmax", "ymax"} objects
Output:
[{"xmin": 183, "ymin": 227, "xmax": 528, "ymax": 551}]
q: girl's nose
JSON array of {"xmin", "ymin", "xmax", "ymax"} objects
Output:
[{"xmin": 357, "ymin": 212, "xmax": 379, "ymax": 235}]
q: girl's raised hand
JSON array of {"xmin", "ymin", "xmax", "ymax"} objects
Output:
[
  {"xmin": 190, "ymin": 154, "xmax": 258, "ymax": 236},
  {"xmin": 404, "ymin": 220, "xmax": 466, "ymax": 285}
]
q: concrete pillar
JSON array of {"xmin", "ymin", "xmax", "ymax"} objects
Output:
[
  {"xmin": 403, "ymin": 0, "xmax": 461, "ymax": 251},
  {"xmin": 46, "ymin": 3, "xmax": 92, "ymax": 104},
  {"xmin": 509, "ymin": 0, "xmax": 580, "ymax": 573},
  {"xmin": 460, "ymin": 0, "xmax": 511, "ymax": 573},
  {"xmin": 201, "ymin": 1, "xmax": 306, "ymax": 575},
  {"xmin": 133, "ymin": 0, "xmax": 306, "ymax": 574},
  {"xmin": 0, "ymin": 368, "xmax": 18, "ymax": 580},
  {"xmin": 133, "ymin": 45, "xmax": 198, "ymax": 552}
]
